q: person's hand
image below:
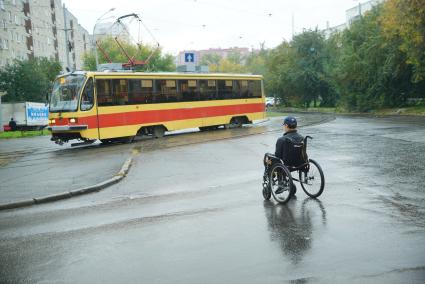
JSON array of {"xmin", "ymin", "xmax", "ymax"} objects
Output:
[{"xmin": 265, "ymin": 157, "xmax": 272, "ymax": 165}]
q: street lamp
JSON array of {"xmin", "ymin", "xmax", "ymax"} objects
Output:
[{"xmin": 93, "ymin": 8, "xmax": 115, "ymax": 71}]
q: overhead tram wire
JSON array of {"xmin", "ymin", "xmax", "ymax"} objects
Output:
[
  {"xmin": 134, "ymin": 3, "xmax": 281, "ymax": 47},
  {"xmin": 18, "ymin": 2, "xmax": 281, "ymax": 35},
  {"xmin": 180, "ymin": 0, "xmax": 274, "ymax": 18}
]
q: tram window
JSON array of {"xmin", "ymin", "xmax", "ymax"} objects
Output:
[
  {"xmin": 250, "ymin": 80, "xmax": 262, "ymax": 98},
  {"xmin": 218, "ymin": 80, "xmax": 233, "ymax": 99},
  {"xmin": 111, "ymin": 79, "xmax": 129, "ymax": 105},
  {"xmin": 128, "ymin": 79, "xmax": 153, "ymax": 104},
  {"xmin": 179, "ymin": 79, "xmax": 198, "ymax": 102},
  {"xmin": 240, "ymin": 80, "xmax": 249, "ymax": 98},
  {"xmin": 233, "ymin": 80, "xmax": 242, "ymax": 98},
  {"xmin": 154, "ymin": 80, "xmax": 165, "ymax": 103},
  {"xmin": 128, "ymin": 79, "xmax": 140, "ymax": 104},
  {"xmin": 96, "ymin": 79, "xmax": 113, "ymax": 106},
  {"xmin": 199, "ymin": 80, "xmax": 216, "ymax": 100},
  {"xmin": 154, "ymin": 80, "xmax": 177, "ymax": 103},
  {"xmin": 141, "ymin": 80, "xmax": 153, "ymax": 103},
  {"xmin": 80, "ymin": 78, "xmax": 94, "ymax": 111},
  {"xmin": 166, "ymin": 80, "xmax": 176, "ymax": 88},
  {"xmin": 166, "ymin": 80, "xmax": 180, "ymax": 102}
]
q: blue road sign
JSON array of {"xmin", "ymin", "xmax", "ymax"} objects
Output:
[{"xmin": 185, "ymin": 53, "xmax": 195, "ymax": 63}]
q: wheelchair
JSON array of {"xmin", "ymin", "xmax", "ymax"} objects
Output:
[{"xmin": 262, "ymin": 136, "xmax": 325, "ymax": 204}]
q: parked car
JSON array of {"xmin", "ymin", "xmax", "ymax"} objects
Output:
[
  {"xmin": 265, "ymin": 97, "xmax": 275, "ymax": 107},
  {"xmin": 265, "ymin": 97, "xmax": 282, "ymax": 107}
]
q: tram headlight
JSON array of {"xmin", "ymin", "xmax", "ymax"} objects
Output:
[
  {"xmin": 69, "ymin": 118, "xmax": 77, "ymax": 123},
  {"xmin": 50, "ymin": 119, "xmax": 56, "ymax": 124}
]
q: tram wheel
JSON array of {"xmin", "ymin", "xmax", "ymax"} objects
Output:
[{"xmin": 153, "ymin": 126, "xmax": 165, "ymax": 138}]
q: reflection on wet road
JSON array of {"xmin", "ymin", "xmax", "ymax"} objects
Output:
[
  {"xmin": 1, "ymin": 114, "xmax": 425, "ymax": 283},
  {"xmin": 264, "ymin": 198, "xmax": 327, "ymax": 265}
]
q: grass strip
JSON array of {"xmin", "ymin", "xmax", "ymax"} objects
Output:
[{"xmin": 0, "ymin": 129, "xmax": 50, "ymax": 139}]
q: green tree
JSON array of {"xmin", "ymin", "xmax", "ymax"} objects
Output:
[
  {"xmin": 291, "ymin": 30, "xmax": 333, "ymax": 107},
  {"xmin": 199, "ymin": 53, "xmax": 221, "ymax": 66},
  {"xmin": 264, "ymin": 0, "xmax": 424, "ymax": 111},
  {"xmin": 266, "ymin": 41, "xmax": 298, "ymax": 105},
  {"xmin": 245, "ymin": 46, "xmax": 269, "ymax": 76},
  {"xmin": 83, "ymin": 37, "xmax": 175, "ymax": 72},
  {"xmin": 380, "ymin": 0, "xmax": 425, "ymax": 83},
  {"xmin": 199, "ymin": 49, "xmax": 269, "ymax": 75},
  {"xmin": 266, "ymin": 30, "xmax": 335, "ymax": 107},
  {"xmin": 227, "ymin": 50, "xmax": 245, "ymax": 65},
  {"xmin": 335, "ymin": 5, "xmax": 414, "ymax": 111},
  {"xmin": 209, "ymin": 58, "xmax": 247, "ymax": 73},
  {"xmin": 0, "ymin": 58, "xmax": 61, "ymax": 102}
]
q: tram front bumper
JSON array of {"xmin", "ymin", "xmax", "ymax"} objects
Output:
[{"xmin": 47, "ymin": 125, "xmax": 88, "ymax": 132}]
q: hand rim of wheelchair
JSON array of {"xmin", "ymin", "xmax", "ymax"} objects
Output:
[
  {"xmin": 297, "ymin": 158, "xmax": 325, "ymax": 198},
  {"xmin": 269, "ymin": 163, "xmax": 294, "ymax": 204}
]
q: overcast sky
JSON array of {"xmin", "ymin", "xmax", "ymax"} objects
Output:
[{"xmin": 62, "ymin": 0, "xmax": 361, "ymax": 55}]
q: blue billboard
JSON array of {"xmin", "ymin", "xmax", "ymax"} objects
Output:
[{"xmin": 26, "ymin": 102, "xmax": 49, "ymax": 126}]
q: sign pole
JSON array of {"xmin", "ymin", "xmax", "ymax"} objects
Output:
[{"xmin": 0, "ymin": 91, "xmax": 6, "ymax": 132}]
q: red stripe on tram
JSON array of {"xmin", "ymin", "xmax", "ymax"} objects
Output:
[{"xmin": 97, "ymin": 103, "xmax": 264, "ymax": 128}]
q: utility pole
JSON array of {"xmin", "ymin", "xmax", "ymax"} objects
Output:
[
  {"xmin": 292, "ymin": 13, "xmax": 295, "ymax": 38},
  {"xmin": 63, "ymin": 4, "xmax": 70, "ymax": 70}
]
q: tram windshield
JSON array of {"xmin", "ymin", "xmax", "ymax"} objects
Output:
[{"xmin": 50, "ymin": 74, "xmax": 86, "ymax": 112}]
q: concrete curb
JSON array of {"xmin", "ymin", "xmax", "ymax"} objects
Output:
[{"xmin": 0, "ymin": 157, "xmax": 132, "ymax": 211}]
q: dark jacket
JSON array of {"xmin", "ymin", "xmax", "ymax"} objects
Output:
[
  {"xmin": 275, "ymin": 130, "xmax": 304, "ymax": 164},
  {"xmin": 8, "ymin": 120, "xmax": 17, "ymax": 131}
]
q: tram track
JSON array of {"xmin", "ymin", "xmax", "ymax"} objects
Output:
[
  {"xmin": 0, "ymin": 114, "xmax": 335, "ymax": 170},
  {"xmin": 133, "ymin": 113, "xmax": 336, "ymax": 153}
]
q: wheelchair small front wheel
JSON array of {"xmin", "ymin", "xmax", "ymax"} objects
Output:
[
  {"xmin": 262, "ymin": 178, "xmax": 271, "ymax": 200},
  {"xmin": 299, "ymin": 159, "xmax": 325, "ymax": 198},
  {"xmin": 269, "ymin": 163, "xmax": 294, "ymax": 204}
]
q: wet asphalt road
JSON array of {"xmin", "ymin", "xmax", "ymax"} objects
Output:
[
  {"xmin": 0, "ymin": 114, "xmax": 331, "ymax": 204},
  {"xmin": 0, "ymin": 114, "xmax": 425, "ymax": 283}
]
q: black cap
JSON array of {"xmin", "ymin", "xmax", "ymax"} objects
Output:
[{"xmin": 283, "ymin": 116, "xmax": 297, "ymax": 128}]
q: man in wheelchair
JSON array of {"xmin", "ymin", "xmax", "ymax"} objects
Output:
[
  {"xmin": 263, "ymin": 116, "xmax": 325, "ymax": 203},
  {"xmin": 263, "ymin": 116, "xmax": 306, "ymax": 196}
]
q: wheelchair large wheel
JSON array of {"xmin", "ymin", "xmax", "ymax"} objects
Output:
[
  {"xmin": 299, "ymin": 159, "xmax": 325, "ymax": 198},
  {"xmin": 269, "ymin": 163, "xmax": 294, "ymax": 204}
]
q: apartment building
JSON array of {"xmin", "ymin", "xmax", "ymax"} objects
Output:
[
  {"xmin": 346, "ymin": 0, "xmax": 385, "ymax": 25},
  {"xmin": 95, "ymin": 21, "xmax": 130, "ymax": 42},
  {"xmin": 323, "ymin": 0, "xmax": 385, "ymax": 38},
  {"xmin": 323, "ymin": 0, "xmax": 386, "ymax": 38},
  {"xmin": 0, "ymin": 0, "xmax": 89, "ymax": 70}
]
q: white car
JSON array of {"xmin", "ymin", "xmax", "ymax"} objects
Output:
[{"xmin": 265, "ymin": 97, "xmax": 277, "ymax": 107}]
